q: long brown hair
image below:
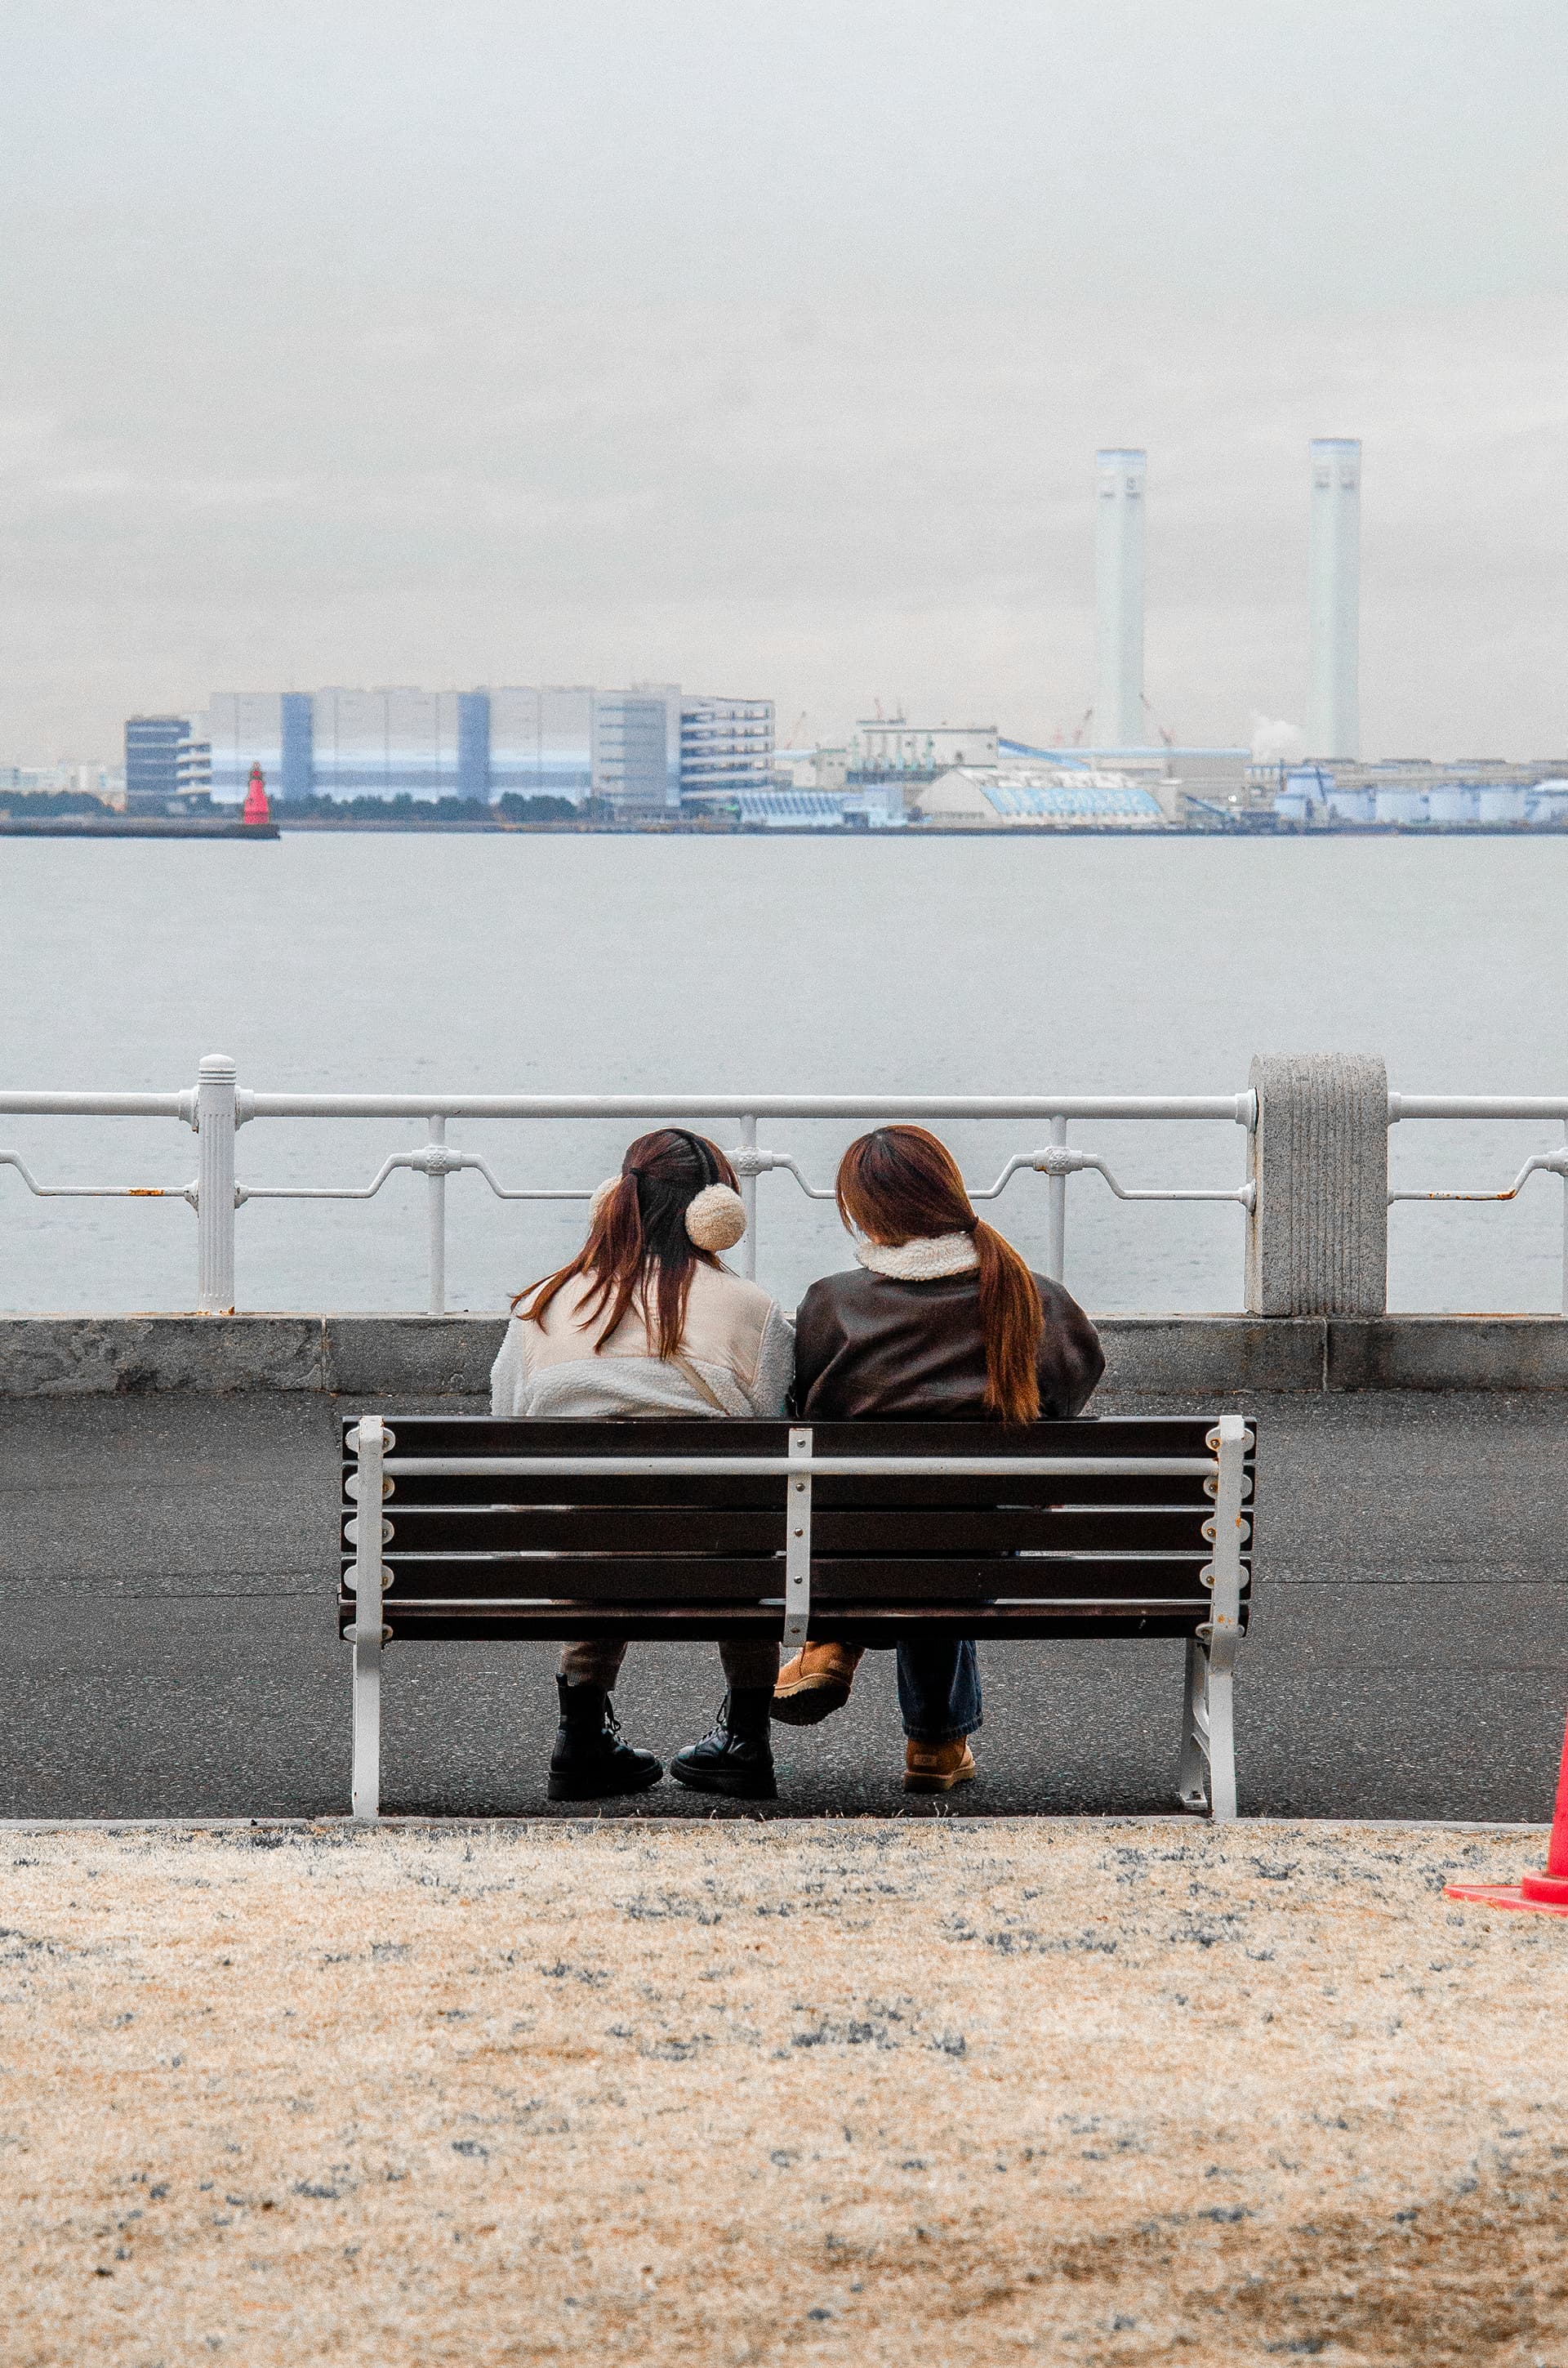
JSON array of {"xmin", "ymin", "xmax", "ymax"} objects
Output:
[
  {"xmin": 836, "ymin": 1124, "xmax": 1044, "ymax": 1424},
  {"xmin": 516, "ymin": 1129, "xmax": 740, "ymax": 1360}
]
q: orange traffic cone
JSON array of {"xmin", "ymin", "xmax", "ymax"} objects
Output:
[
  {"xmin": 1446, "ymin": 1699, "xmax": 1568, "ymax": 1917},
  {"xmin": 242, "ymin": 762, "xmax": 271, "ymax": 826}
]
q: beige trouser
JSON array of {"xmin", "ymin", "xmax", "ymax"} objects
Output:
[{"xmin": 560, "ymin": 1639, "xmax": 780, "ymax": 1691}]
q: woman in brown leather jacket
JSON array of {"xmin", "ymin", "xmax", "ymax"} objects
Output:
[{"xmin": 775, "ymin": 1125, "xmax": 1104, "ymax": 1790}]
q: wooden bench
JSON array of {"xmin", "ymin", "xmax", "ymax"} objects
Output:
[{"xmin": 340, "ymin": 1411, "xmax": 1255, "ymax": 1822}]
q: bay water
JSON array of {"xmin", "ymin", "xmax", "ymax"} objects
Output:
[{"xmin": 3, "ymin": 831, "xmax": 1566, "ymax": 1318}]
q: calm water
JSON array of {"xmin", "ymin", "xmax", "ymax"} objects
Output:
[{"xmin": 3, "ymin": 832, "xmax": 1566, "ymax": 1317}]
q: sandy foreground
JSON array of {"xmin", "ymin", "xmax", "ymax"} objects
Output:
[{"xmin": 2, "ymin": 1818, "xmax": 1565, "ymax": 2367}]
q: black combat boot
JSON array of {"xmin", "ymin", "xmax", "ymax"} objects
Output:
[
  {"xmin": 547, "ymin": 1678, "xmax": 663, "ymax": 1802},
  {"xmin": 669, "ymin": 1688, "xmax": 778, "ymax": 1801}
]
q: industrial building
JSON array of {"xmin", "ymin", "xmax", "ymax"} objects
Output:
[
  {"xmin": 845, "ymin": 720, "xmax": 999, "ymax": 783},
  {"xmin": 202, "ymin": 685, "xmax": 773, "ymax": 817},
  {"xmin": 123, "ymin": 715, "xmax": 212, "ymax": 814},
  {"xmin": 749, "ymin": 729, "xmax": 1250, "ymax": 831},
  {"xmin": 915, "ymin": 765, "xmax": 1165, "ymax": 829},
  {"xmin": 679, "ymin": 698, "xmax": 775, "ymax": 804},
  {"xmin": 308, "ymin": 689, "xmax": 468, "ymax": 801},
  {"xmin": 207, "ymin": 693, "xmax": 314, "ymax": 803},
  {"xmin": 719, "ymin": 782, "xmax": 907, "ymax": 830}
]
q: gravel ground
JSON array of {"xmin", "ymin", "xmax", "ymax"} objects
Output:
[{"xmin": 3, "ymin": 1818, "xmax": 1566, "ymax": 2366}]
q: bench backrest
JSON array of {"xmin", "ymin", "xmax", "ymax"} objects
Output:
[{"xmin": 338, "ymin": 1414, "xmax": 1255, "ymax": 1645}]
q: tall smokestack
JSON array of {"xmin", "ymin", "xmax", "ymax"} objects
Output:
[
  {"xmin": 1307, "ymin": 437, "xmax": 1361, "ymax": 759},
  {"xmin": 1095, "ymin": 447, "xmax": 1146, "ymax": 747}
]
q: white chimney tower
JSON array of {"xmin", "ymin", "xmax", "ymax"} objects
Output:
[
  {"xmin": 1095, "ymin": 448, "xmax": 1146, "ymax": 747},
  {"xmin": 1307, "ymin": 437, "xmax": 1361, "ymax": 759}
]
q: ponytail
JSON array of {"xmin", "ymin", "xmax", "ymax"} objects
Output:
[
  {"xmin": 837, "ymin": 1124, "xmax": 1044, "ymax": 1425},
  {"xmin": 970, "ymin": 1219, "xmax": 1043, "ymax": 1425}
]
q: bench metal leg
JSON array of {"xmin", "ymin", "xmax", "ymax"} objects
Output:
[
  {"xmin": 1177, "ymin": 1634, "xmax": 1239, "ymax": 1822},
  {"xmin": 351, "ymin": 1631, "xmax": 382, "ymax": 1820},
  {"xmin": 1204, "ymin": 1648, "xmax": 1237, "ymax": 1823},
  {"xmin": 1178, "ymin": 1638, "xmax": 1209, "ymax": 1812},
  {"xmin": 1177, "ymin": 1415, "xmax": 1250, "ymax": 1822},
  {"xmin": 348, "ymin": 1416, "xmax": 388, "ymax": 1821}
]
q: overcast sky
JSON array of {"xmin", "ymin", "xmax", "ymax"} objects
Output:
[{"xmin": 2, "ymin": 0, "xmax": 1566, "ymax": 761}]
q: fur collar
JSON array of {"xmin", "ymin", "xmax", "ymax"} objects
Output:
[{"xmin": 855, "ymin": 1232, "xmax": 980, "ymax": 1281}]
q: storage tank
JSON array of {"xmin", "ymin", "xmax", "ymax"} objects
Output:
[
  {"xmin": 1427, "ymin": 784, "xmax": 1478, "ymax": 825},
  {"xmin": 1273, "ymin": 788, "xmax": 1312, "ymax": 826},
  {"xmin": 1374, "ymin": 786, "xmax": 1426, "ymax": 825},
  {"xmin": 1326, "ymin": 786, "xmax": 1374, "ymax": 823},
  {"xmin": 1282, "ymin": 764, "xmax": 1330, "ymax": 815},
  {"xmin": 1477, "ymin": 784, "xmax": 1526, "ymax": 825},
  {"xmin": 1528, "ymin": 779, "xmax": 1568, "ymax": 825}
]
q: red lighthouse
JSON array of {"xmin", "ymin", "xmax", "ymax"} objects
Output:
[{"xmin": 242, "ymin": 762, "xmax": 271, "ymax": 827}]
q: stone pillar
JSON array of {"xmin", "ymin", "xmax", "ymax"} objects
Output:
[{"xmin": 1246, "ymin": 1054, "xmax": 1388, "ymax": 1315}]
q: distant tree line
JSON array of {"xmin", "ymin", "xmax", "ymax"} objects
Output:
[
  {"xmin": 0, "ymin": 789, "xmax": 118, "ymax": 816},
  {"xmin": 278, "ymin": 792, "xmax": 583, "ymax": 824}
]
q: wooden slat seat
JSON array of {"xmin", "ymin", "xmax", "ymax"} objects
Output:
[{"xmin": 338, "ymin": 1412, "xmax": 1255, "ymax": 1822}]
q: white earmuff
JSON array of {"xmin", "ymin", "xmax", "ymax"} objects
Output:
[
  {"xmin": 684, "ymin": 1184, "xmax": 747, "ymax": 1251},
  {"xmin": 589, "ymin": 1176, "xmax": 621, "ymax": 1220}
]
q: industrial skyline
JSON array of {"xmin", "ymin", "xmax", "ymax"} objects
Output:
[
  {"xmin": 3, "ymin": 6, "xmax": 1565, "ymax": 766},
  {"xmin": 96, "ymin": 432, "xmax": 1371, "ymax": 808}
]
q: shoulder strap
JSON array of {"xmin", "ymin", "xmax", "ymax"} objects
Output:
[{"xmin": 668, "ymin": 1349, "xmax": 733, "ymax": 1415}]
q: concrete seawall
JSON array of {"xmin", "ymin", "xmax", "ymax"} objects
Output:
[{"xmin": 7, "ymin": 1311, "xmax": 1568, "ymax": 1395}]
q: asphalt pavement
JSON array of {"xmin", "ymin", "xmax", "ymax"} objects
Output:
[{"xmin": 2, "ymin": 1387, "xmax": 1565, "ymax": 1822}]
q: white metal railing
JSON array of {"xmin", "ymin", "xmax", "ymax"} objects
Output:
[
  {"xmin": 7, "ymin": 1057, "xmax": 1568, "ymax": 1313},
  {"xmin": 1388, "ymin": 1095, "xmax": 1568, "ymax": 1316},
  {"xmin": 0, "ymin": 1052, "xmax": 1255, "ymax": 1313}
]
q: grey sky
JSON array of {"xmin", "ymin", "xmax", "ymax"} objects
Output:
[{"xmin": 3, "ymin": 0, "xmax": 1566, "ymax": 760}]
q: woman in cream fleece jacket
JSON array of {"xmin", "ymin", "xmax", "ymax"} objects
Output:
[
  {"xmin": 491, "ymin": 1126, "xmax": 793, "ymax": 1804},
  {"xmin": 490, "ymin": 1247, "xmax": 793, "ymax": 1420}
]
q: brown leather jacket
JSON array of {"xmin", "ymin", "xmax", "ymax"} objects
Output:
[{"xmin": 792, "ymin": 1265, "xmax": 1105, "ymax": 1421}]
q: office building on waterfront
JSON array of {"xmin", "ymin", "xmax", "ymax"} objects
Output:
[
  {"xmin": 679, "ymin": 698, "xmax": 775, "ymax": 802},
  {"xmin": 483, "ymin": 685, "xmax": 683, "ymax": 812},
  {"xmin": 207, "ymin": 693, "xmax": 314, "ymax": 802},
  {"xmin": 202, "ymin": 683, "xmax": 769, "ymax": 816},
  {"xmin": 123, "ymin": 715, "xmax": 212, "ymax": 813}
]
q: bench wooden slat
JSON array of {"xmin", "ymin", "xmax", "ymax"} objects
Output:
[
  {"xmin": 368, "ymin": 1469, "xmax": 1221, "ymax": 1510},
  {"xmin": 336, "ymin": 1605, "xmax": 1220, "ymax": 1643},
  {"xmin": 337, "ymin": 1550, "xmax": 1237, "ymax": 1603},
  {"xmin": 348, "ymin": 1505, "xmax": 1219, "ymax": 1555}
]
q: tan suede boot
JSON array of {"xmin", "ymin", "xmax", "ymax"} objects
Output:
[
  {"xmin": 903, "ymin": 1738, "xmax": 977, "ymax": 1793},
  {"xmin": 771, "ymin": 1641, "xmax": 864, "ymax": 1726}
]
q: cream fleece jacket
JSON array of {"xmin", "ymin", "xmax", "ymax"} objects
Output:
[{"xmin": 489, "ymin": 1259, "xmax": 794, "ymax": 1420}]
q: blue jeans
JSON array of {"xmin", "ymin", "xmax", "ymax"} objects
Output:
[{"xmin": 896, "ymin": 1638, "xmax": 982, "ymax": 1744}]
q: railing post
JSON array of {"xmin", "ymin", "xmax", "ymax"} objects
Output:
[
  {"xmin": 737, "ymin": 1113, "xmax": 758, "ymax": 1282},
  {"xmin": 195, "ymin": 1052, "xmax": 238, "ymax": 1313},
  {"xmin": 1245, "ymin": 1054, "xmax": 1388, "ymax": 1315},
  {"xmin": 1044, "ymin": 1113, "xmax": 1068, "ymax": 1282},
  {"xmin": 427, "ymin": 1114, "xmax": 448, "ymax": 1315}
]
